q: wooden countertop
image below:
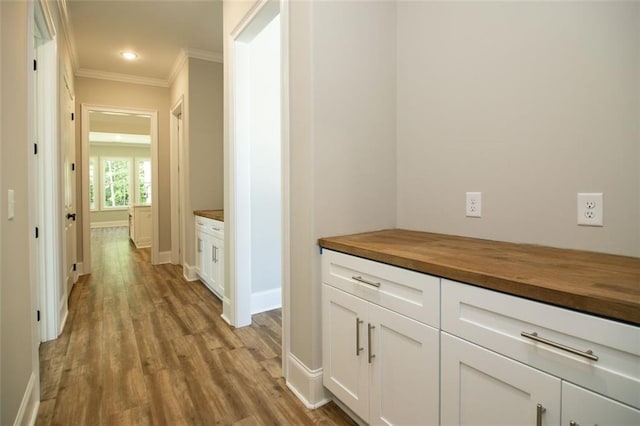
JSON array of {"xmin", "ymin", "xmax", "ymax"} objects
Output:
[
  {"xmin": 194, "ymin": 210, "xmax": 224, "ymax": 222},
  {"xmin": 318, "ymin": 229, "xmax": 640, "ymax": 325}
]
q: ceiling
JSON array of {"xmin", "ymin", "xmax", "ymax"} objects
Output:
[{"xmin": 66, "ymin": 0, "xmax": 223, "ymax": 84}]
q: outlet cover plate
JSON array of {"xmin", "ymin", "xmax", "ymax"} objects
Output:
[
  {"xmin": 577, "ymin": 192, "xmax": 603, "ymax": 226},
  {"xmin": 466, "ymin": 192, "xmax": 482, "ymax": 218}
]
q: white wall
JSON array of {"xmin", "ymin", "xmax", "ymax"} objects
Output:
[
  {"xmin": 1, "ymin": 2, "xmax": 39, "ymax": 423},
  {"xmin": 249, "ymin": 15, "xmax": 281, "ymax": 296},
  {"xmin": 288, "ymin": 0, "xmax": 398, "ymax": 368},
  {"xmin": 396, "ymin": 1, "xmax": 640, "ymax": 257}
]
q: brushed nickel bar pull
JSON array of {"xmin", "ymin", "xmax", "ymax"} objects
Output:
[
  {"xmin": 198, "ymin": 238, "xmax": 202, "ymax": 253},
  {"xmin": 536, "ymin": 404, "xmax": 546, "ymax": 426},
  {"xmin": 352, "ymin": 275, "xmax": 381, "ymax": 288},
  {"xmin": 368, "ymin": 323, "xmax": 376, "ymax": 364},
  {"xmin": 355, "ymin": 318, "xmax": 363, "ymax": 356},
  {"xmin": 212, "ymin": 246, "xmax": 216, "ymax": 263},
  {"xmin": 521, "ymin": 331, "xmax": 599, "ymax": 361},
  {"xmin": 569, "ymin": 421, "xmax": 578, "ymax": 426}
]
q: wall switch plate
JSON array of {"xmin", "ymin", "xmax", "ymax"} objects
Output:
[
  {"xmin": 577, "ymin": 192, "xmax": 603, "ymax": 226},
  {"xmin": 466, "ymin": 192, "xmax": 482, "ymax": 218}
]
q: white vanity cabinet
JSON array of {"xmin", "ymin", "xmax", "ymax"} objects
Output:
[
  {"xmin": 195, "ymin": 216, "xmax": 224, "ymax": 298},
  {"xmin": 129, "ymin": 205, "xmax": 151, "ymax": 248},
  {"xmin": 321, "ymin": 249, "xmax": 440, "ymax": 425},
  {"xmin": 441, "ymin": 279, "xmax": 640, "ymax": 426}
]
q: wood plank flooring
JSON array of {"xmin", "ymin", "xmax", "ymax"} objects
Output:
[{"xmin": 37, "ymin": 227, "xmax": 354, "ymax": 426}]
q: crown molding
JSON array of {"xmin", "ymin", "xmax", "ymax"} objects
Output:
[
  {"xmin": 186, "ymin": 48, "xmax": 223, "ymax": 64},
  {"xmin": 56, "ymin": 0, "xmax": 79, "ymax": 71},
  {"xmin": 76, "ymin": 68, "xmax": 169, "ymax": 88},
  {"xmin": 168, "ymin": 48, "xmax": 223, "ymax": 86}
]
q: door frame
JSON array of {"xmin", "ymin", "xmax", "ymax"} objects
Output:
[
  {"xmin": 170, "ymin": 96, "xmax": 186, "ymax": 266},
  {"xmin": 34, "ymin": 0, "xmax": 64, "ymax": 342},
  {"xmin": 81, "ymin": 104, "xmax": 160, "ymax": 273},
  {"xmin": 226, "ymin": 0, "xmax": 291, "ymax": 376}
]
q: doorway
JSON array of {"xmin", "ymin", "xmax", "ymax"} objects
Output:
[
  {"xmin": 81, "ymin": 105, "xmax": 159, "ymax": 273},
  {"xmin": 229, "ymin": 1, "xmax": 284, "ymax": 327}
]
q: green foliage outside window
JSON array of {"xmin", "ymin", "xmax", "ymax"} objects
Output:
[{"xmin": 103, "ymin": 159, "xmax": 130, "ymax": 208}]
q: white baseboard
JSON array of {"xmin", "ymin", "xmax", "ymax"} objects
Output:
[
  {"xmin": 158, "ymin": 251, "xmax": 172, "ymax": 264},
  {"xmin": 90, "ymin": 220, "xmax": 128, "ymax": 229},
  {"xmin": 285, "ymin": 352, "xmax": 331, "ymax": 409},
  {"xmin": 183, "ymin": 263, "xmax": 199, "ymax": 281},
  {"xmin": 58, "ymin": 300, "xmax": 69, "ymax": 337},
  {"xmin": 221, "ymin": 296, "xmax": 232, "ymax": 325},
  {"xmin": 251, "ymin": 287, "xmax": 282, "ymax": 314},
  {"xmin": 76, "ymin": 262, "xmax": 85, "ymax": 276},
  {"xmin": 14, "ymin": 371, "xmax": 39, "ymax": 426}
]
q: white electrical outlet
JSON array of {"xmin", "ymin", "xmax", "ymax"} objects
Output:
[
  {"xmin": 466, "ymin": 192, "xmax": 482, "ymax": 218},
  {"xmin": 577, "ymin": 193, "xmax": 603, "ymax": 226}
]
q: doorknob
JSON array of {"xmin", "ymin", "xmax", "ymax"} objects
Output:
[{"xmin": 66, "ymin": 213, "xmax": 76, "ymax": 221}]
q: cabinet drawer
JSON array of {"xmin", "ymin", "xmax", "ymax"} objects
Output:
[
  {"xmin": 321, "ymin": 250, "xmax": 439, "ymax": 327},
  {"xmin": 442, "ymin": 279, "xmax": 640, "ymax": 409},
  {"xmin": 195, "ymin": 216, "xmax": 224, "ymax": 239}
]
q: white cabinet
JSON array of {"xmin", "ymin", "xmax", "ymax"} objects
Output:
[
  {"xmin": 441, "ymin": 279, "xmax": 640, "ymax": 426},
  {"xmin": 441, "ymin": 332, "xmax": 561, "ymax": 426},
  {"xmin": 195, "ymin": 216, "xmax": 224, "ymax": 298},
  {"xmin": 322, "ymin": 250, "xmax": 440, "ymax": 425},
  {"xmin": 562, "ymin": 382, "xmax": 640, "ymax": 426},
  {"xmin": 129, "ymin": 205, "xmax": 151, "ymax": 248}
]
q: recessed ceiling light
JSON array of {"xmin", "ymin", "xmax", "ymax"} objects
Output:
[{"xmin": 121, "ymin": 51, "xmax": 138, "ymax": 61}]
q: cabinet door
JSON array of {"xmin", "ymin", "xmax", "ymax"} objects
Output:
[
  {"xmin": 369, "ymin": 304, "xmax": 439, "ymax": 426},
  {"xmin": 562, "ymin": 382, "xmax": 640, "ymax": 426},
  {"xmin": 195, "ymin": 231, "xmax": 204, "ymax": 275},
  {"xmin": 441, "ymin": 332, "xmax": 561, "ymax": 426},
  {"xmin": 322, "ymin": 284, "xmax": 370, "ymax": 421},
  {"xmin": 209, "ymin": 235, "xmax": 224, "ymax": 297}
]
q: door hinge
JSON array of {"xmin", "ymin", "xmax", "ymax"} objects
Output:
[
  {"xmin": 71, "ymin": 163, "xmax": 75, "ymax": 171},
  {"xmin": 34, "ymin": 143, "xmax": 38, "ymax": 155},
  {"xmin": 71, "ymin": 112, "xmax": 74, "ymax": 121},
  {"xmin": 33, "ymin": 59, "xmax": 37, "ymax": 71},
  {"xmin": 73, "ymin": 263, "xmax": 77, "ymax": 272},
  {"xmin": 35, "ymin": 227, "xmax": 39, "ymax": 239},
  {"xmin": 37, "ymin": 310, "xmax": 41, "ymax": 322}
]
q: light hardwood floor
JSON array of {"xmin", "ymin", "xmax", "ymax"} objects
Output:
[{"xmin": 36, "ymin": 227, "xmax": 354, "ymax": 426}]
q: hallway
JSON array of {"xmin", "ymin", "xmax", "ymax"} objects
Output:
[{"xmin": 36, "ymin": 227, "xmax": 353, "ymax": 425}]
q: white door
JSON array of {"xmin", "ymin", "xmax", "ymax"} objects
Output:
[
  {"xmin": 322, "ymin": 284, "xmax": 370, "ymax": 421},
  {"xmin": 62, "ymin": 81, "xmax": 77, "ymax": 297},
  {"xmin": 369, "ymin": 304, "xmax": 439, "ymax": 426},
  {"xmin": 441, "ymin": 333, "xmax": 561, "ymax": 426},
  {"xmin": 562, "ymin": 381, "xmax": 640, "ymax": 426}
]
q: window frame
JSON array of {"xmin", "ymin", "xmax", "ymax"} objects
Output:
[
  {"xmin": 99, "ymin": 156, "xmax": 133, "ymax": 211},
  {"xmin": 134, "ymin": 157, "xmax": 152, "ymax": 206}
]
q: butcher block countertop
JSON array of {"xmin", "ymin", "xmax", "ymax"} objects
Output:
[
  {"xmin": 318, "ymin": 229, "xmax": 640, "ymax": 325},
  {"xmin": 194, "ymin": 210, "xmax": 224, "ymax": 222}
]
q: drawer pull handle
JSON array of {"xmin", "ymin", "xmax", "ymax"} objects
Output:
[
  {"xmin": 569, "ymin": 421, "xmax": 578, "ymax": 426},
  {"xmin": 536, "ymin": 404, "xmax": 545, "ymax": 426},
  {"xmin": 355, "ymin": 318, "xmax": 363, "ymax": 356},
  {"xmin": 352, "ymin": 275, "xmax": 381, "ymax": 288},
  {"xmin": 521, "ymin": 331, "xmax": 599, "ymax": 361},
  {"xmin": 368, "ymin": 323, "xmax": 376, "ymax": 364}
]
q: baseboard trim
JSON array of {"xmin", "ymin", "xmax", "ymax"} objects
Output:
[
  {"xmin": 251, "ymin": 287, "xmax": 282, "ymax": 314},
  {"xmin": 90, "ymin": 220, "xmax": 128, "ymax": 229},
  {"xmin": 183, "ymin": 263, "xmax": 199, "ymax": 281},
  {"xmin": 221, "ymin": 297, "xmax": 232, "ymax": 325},
  {"xmin": 13, "ymin": 371, "xmax": 39, "ymax": 426},
  {"xmin": 285, "ymin": 352, "xmax": 331, "ymax": 409},
  {"xmin": 76, "ymin": 262, "xmax": 85, "ymax": 276},
  {"xmin": 58, "ymin": 301, "xmax": 69, "ymax": 337},
  {"xmin": 158, "ymin": 251, "xmax": 172, "ymax": 264}
]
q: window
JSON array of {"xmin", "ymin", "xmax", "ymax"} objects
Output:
[
  {"xmin": 100, "ymin": 157, "xmax": 132, "ymax": 210},
  {"xmin": 89, "ymin": 157, "xmax": 97, "ymax": 211},
  {"xmin": 135, "ymin": 158, "xmax": 152, "ymax": 205}
]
